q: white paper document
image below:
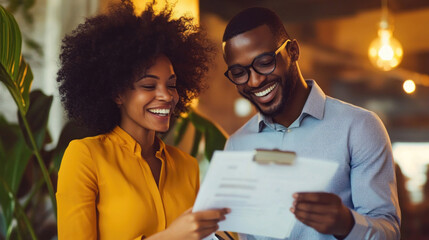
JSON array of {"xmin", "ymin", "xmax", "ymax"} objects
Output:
[{"xmin": 193, "ymin": 151, "xmax": 339, "ymax": 239}]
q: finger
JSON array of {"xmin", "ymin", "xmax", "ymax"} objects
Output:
[
  {"xmin": 191, "ymin": 220, "xmax": 221, "ymax": 238},
  {"xmin": 294, "ymin": 192, "xmax": 339, "ymax": 204},
  {"xmin": 193, "ymin": 208, "xmax": 230, "ymax": 221},
  {"xmin": 198, "ymin": 224, "xmax": 220, "ymax": 239},
  {"xmin": 186, "ymin": 218, "xmax": 221, "ymax": 237},
  {"xmin": 198, "ymin": 219, "xmax": 223, "ymax": 229},
  {"xmin": 183, "ymin": 207, "xmax": 193, "ymax": 214},
  {"xmin": 292, "ymin": 207, "xmax": 331, "ymax": 224},
  {"xmin": 293, "ymin": 201, "xmax": 335, "ymax": 214},
  {"xmin": 221, "ymin": 208, "xmax": 231, "ymax": 214}
]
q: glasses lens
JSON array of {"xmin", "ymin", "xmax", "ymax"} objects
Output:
[
  {"xmin": 228, "ymin": 66, "xmax": 248, "ymax": 84},
  {"xmin": 254, "ymin": 54, "xmax": 276, "ymax": 74}
]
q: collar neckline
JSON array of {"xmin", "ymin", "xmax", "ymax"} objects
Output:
[
  {"xmin": 257, "ymin": 79, "xmax": 326, "ymax": 132},
  {"xmin": 111, "ymin": 126, "xmax": 166, "ymax": 156}
]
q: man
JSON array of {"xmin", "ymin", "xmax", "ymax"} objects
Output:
[{"xmin": 222, "ymin": 7, "xmax": 400, "ymax": 240}]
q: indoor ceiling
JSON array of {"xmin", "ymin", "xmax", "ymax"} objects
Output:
[{"xmin": 200, "ymin": 0, "xmax": 429, "ymax": 22}]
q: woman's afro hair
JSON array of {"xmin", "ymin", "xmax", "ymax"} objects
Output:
[{"xmin": 57, "ymin": 0, "xmax": 214, "ymax": 134}]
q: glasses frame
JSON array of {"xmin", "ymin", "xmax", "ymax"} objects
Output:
[{"xmin": 224, "ymin": 39, "xmax": 291, "ymax": 85}]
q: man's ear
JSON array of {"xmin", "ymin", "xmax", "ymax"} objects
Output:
[{"xmin": 288, "ymin": 39, "xmax": 300, "ymax": 62}]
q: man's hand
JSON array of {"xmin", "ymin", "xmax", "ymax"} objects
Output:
[{"xmin": 290, "ymin": 192, "xmax": 354, "ymax": 238}]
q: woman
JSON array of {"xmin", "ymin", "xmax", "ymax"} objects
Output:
[{"xmin": 56, "ymin": 1, "xmax": 229, "ymax": 239}]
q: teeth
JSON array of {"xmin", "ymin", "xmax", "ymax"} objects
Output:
[
  {"xmin": 148, "ymin": 108, "xmax": 170, "ymax": 115},
  {"xmin": 254, "ymin": 83, "xmax": 277, "ymax": 97}
]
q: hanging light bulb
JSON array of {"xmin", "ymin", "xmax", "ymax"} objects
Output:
[
  {"xmin": 403, "ymin": 79, "xmax": 416, "ymax": 94},
  {"xmin": 368, "ymin": 0, "xmax": 403, "ymax": 71}
]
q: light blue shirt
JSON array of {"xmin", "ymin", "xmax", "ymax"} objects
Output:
[{"xmin": 224, "ymin": 80, "xmax": 401, "ymax": 240}]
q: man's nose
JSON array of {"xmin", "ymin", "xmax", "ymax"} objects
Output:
[{"xmin": 247, "ymin": 67, "xmax": 266, "ymax": 88}]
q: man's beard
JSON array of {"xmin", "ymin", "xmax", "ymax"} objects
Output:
[{"xmin": 240, "ymin": 74, "xmax": 296, "ymax": 117}]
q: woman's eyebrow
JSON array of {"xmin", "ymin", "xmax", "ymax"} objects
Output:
[
  {"xmin": 137, "ymin": 74, "xmax": 176, "ymax": 82},
  {"xmin": 140, "ymin": 74, "xmax": 159, "ymax": 80}
]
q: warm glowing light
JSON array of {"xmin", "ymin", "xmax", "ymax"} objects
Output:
[
  {"xmin": 234, "ymin": 98, "xmax": 252, "ymax": 117},
  {"xmin": 368, "ymin": 28, "xmax": 403, "ymax": 71},
  {"xmin": 133, "ymin": 0, "xmax": 199, "ymax": 24},
  {"xmin": 190, "ymin": 98, "xmax": 199, "ymax": 109},
  {"xmin": 379, "ymin": 45, "xmax": 394, "ymax": 60},
  {"xmin": 403, "ymin": 79, "xmax": 416, "ymax": 94},
  {"xmin": 180, "ymin": 97, "xmax": 199, "ymax": 117}
]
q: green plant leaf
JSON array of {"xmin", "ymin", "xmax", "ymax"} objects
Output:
[
  {"xmin": 0, "ymin": 176, "xmax": 37, "ymax": 240},
  {"xmin": 24, "ymin": 37, "xmax": 43, "ymax": 56},
  {"xmin": 2, "ymin": 5, "xmax": 56, "ymax": 217},
  {"xmin": 0, "ymin": 5, "xmax": 33, "ymax": 115},
  {"xmin": 18, "ymin": 90, "xmax": 53, "ymax": 151},
  {"xmin": 0, "ymin": 116, "xmax": 32, "ymax": 192},
  {"xmin": 6, "ymin": 0, "xmax": 20, "ymax": 13},
  {"xmin": 204, "ymin": 122, "xmax": 228, "ymax": 160},
  {"xmin": 190, "ymin": 130, "xmax": 202, "ymax": 158},
  {"xmin": 24, "ymin": 0, "xmax": 36, "ymax": 10},
  {"xmin": 188, "ymin": 111, "xmax": 228, "ymax": 160},
  {"xmin": 1, "ymin": 5, "xmax": 22, "ymax": 83},
  {"xmin": 0, "ymin": 4, "xmax": 57, "ymax": 225},
  {"xmin": 0, "ymin": 117, "xmax": 6, "ymax": 172},
  {"xmin": 6, "ymin": 0, "xmax": 36, "ymax": 25},
  {"xmin": 173, "ymin": 116, "xmax": 190, "ymax": 145},
  {"xmin": 0, "ymin": 115, "xmax": 32, "ymax": 234},
  {"xmin": 0, "ymin": 211, "xmax": 5, "ymax": 237}
]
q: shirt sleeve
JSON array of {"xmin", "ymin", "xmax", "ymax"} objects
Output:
[
  {"xmin": 344, "ymin": 111, "xmax": 401, "ymax": 240},
  {"xmin": 195, "ymin": 160, "xmax": 200, "ymax": 195},
  {"xmin": 56, "ymin": 140, "xmax": 99, "ymax": 240},
  {"xmin": 224, "ymin": 138, "xmax": 234, "ymax": 150}
]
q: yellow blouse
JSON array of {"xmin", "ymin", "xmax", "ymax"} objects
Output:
[{"xmin": 56, "ymin": 126, "xmax": 199, "ymax": 240}]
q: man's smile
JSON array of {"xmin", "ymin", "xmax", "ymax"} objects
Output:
[{"xmin": 253, "ymin": 82, "xmax": 278, "ymax": 97}]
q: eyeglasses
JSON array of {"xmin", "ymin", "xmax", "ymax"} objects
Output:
[{"xmin": 224, "ymin": 39, "xmax": 290, "ymax": 85}]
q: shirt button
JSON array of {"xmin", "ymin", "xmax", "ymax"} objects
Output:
[{"xmin": 287, "ymin": 129, "xmax": 291, "ymax": 133}]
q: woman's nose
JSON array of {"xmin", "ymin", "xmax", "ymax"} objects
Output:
[{"xmin": 156, "ymin": 86, "xmax": 173, "ymax": 102}]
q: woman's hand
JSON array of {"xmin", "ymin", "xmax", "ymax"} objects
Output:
[{"xmin": 149, "ymin": 208, "xmax": 230, "ymax": 240}]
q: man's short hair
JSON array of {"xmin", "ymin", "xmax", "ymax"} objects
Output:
[{"xmin": 222, "ymin": 7, "xmax": 289, "ymax": 45}]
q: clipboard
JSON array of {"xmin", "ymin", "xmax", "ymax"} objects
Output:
[
  {"xmin": 193, "ymin": 150, "xmax": 339, "ymax": 239},
  {"xmin": 253, "ymin": 149, "xmax": 296, "ymax": 165}
]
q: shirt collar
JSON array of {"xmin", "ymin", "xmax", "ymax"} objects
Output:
[
  {"xmin": 110, "ymin": 126, "xmax": 166, "ymax": 156},
  {"xmin": 257, "ymin": 80, "xmax": 326, "ymax": 132},
  {"xmin": 301, "ymin": 80, "xmax": 326, "ymax": 121}
]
